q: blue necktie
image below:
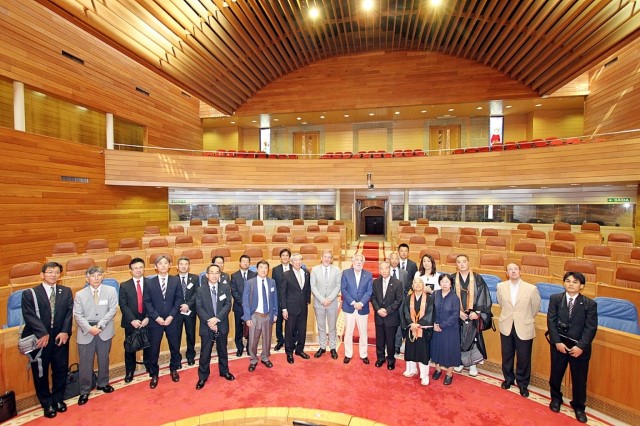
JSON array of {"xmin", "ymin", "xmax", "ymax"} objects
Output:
[
  {"xmin": 261, "ymin": 279, "xmax": 269, "ymax": 313},
  {"xmin": 211, "ymin": 285, "xmax": 217, "ymax": 316}
]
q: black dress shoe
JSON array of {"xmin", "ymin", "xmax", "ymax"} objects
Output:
[
  {"xmin": 375, "ymin": 359, "xmax": 385, "ymax": 368},
  {"xmin": 330, "ymin": 349, "xmax": 338, "ymax": 359},
  {"xmin": 97, "ymin": 384, "xmax": 115, "ymax": 393},
  {"xmin": 501, "ymin": 381, "xmax": 513, "ymax": 390},
  {"xmin": 395, "ymin": 347, "xmax": 401, "ymax": 355},
  {"xmin": 549, "ymin": 400, "xmax": 561, "ymax": 413},
  {"xmin": 519, "ymin": 387, "xmax": 529, "ymax": 398},
  {"xmin": 343, "ymin": 357, "xmax": 351, "ymax": 364},
  {"xmin": 248, "ymin": 363, "xmax": 257, "ymax": 372},
  {"xmin": 443, "ymin": 375, "xmax": 453, "ymax": 385},
  {"xmin": 196, "ymin": 379, "xmax": 206, "ymax": 390},
  {"xmin": 44, "ymin": 406, "xmax": 57, "ymax": 418},
  {"xmin": 150, "ymin": 376, "xmax": 159, "ymax": 389},
  {"xmin": 170, "ymin": 370, "xmax": 180, "ymax": 382},
  {"xmin": 236, "ymin": 349, "xmax": 243, "ymax": 357},
  {"xmin": 55, "ymin": 401, "xmax": 67, "ymax": 413},
  {"xmin": 287, "ymin": 354, "xmax": 294, "ymax": 364},
  {"xmin": 187, "ymin": 359, "xmax": 196, "ymax": 366},
  {"xmin": 274, "ymin": 342, "xmax": 284, "ymax": 351},
  {"xmin": 261, "ymin": 360, "xmax": 273, "ymax": 368},
  {"xmin": 362, "ymin": 357, "xmax": 370, "ymax": 365},
  {"xmin": 220, "ymin": 372, "xmax": 235, "ymax": 381},
  {"xmin": 574, "ymin": 409, "xmax": 588, "ymax": 423},
  {"xmin": 78, "ymin": 394, "xmax": 89, "ymax": 405},
  {"xmin": 387, "ymin": 363, "xmax": 395, "ymax": 371},
  {"xmin": 432, "ymin": 370, "xmax": 442, "ymax": 380},
  {"xmin": 124, "ymin": 371, "xmax": 134, "ymax": 383},
  {"xmin": 314, "ymin": 348, "xmax": 326, "ymax": 358},
  {"xmin": 295, "ymin": 351, "xmax": 310, "ymax": 359}
]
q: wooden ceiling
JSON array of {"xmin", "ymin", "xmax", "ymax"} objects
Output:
[{"xmin": 41, "ymin": 0, "xmax": 640, "ymax": 116}]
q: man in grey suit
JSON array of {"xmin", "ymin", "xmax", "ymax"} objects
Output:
[
  {"xmin": 310, "ymin": 249, "xmax": 342, "ymax": 359},
  {"xmin": 73, "ymin": 266, "xmax": 118, "ymax": 405}
]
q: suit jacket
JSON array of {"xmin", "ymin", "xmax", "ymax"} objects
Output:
[
  {"xmin": 371, "ymin": 276, "xmax": 404, "ymax": 326},
  {"xmin": 279, "ymin": 268, "xmax": 311, "ymax": 316},
  {"xmin": 21, "ymin": 284, "xmax": 73, "ymax": 339},
  {"xmin": 547, "ymin": 292, "xmax": 598, "ymax": 355},
  {"xmin": 73, "ymin": 285, "xmax": 118, "ymax": 344},
  {"xmin": 242, "ymin": 276, "xmax": 279, "ymax": 322},
  {"xmin": 496, "ymin": 279, "xmax": 541, "ymax": 340},
  {"xmin": 200, "ymin": 271, "xmax": 230, "ymax": 288},
  {"xmin": 175, "ymin": 273, "xmax": 200, "ymax": 318},
  {"xmin": 119, "ymin": 277, "xmax": 148, "ymax": 332},
  {"xmin": 230, "ymin": 269, "xmax": 257, "ymax": 313},
  {"xmin": 271, "ymin": 264, "xmax": 288, "ymax": 286},
  {"xmin": 390, "ymin": 267, "xmax": 408, "ymax": 292},
  {"xmin": 144, "ymin": 275, "xmax": 182, "ymax": 327},
  {"xmin": 310, "ymin": 264, "xmax": 342, "ymax": 309},
  {"xmin": 402, "ymin": 259, "xmax": 418, "ymax": 289},
  {"xmin": 340, "ymin": 268, "xmax": 373, "ymax": 315},
  {"xmin": 196, "ymin": 282, "xmax": 232, "ymax": 335}
]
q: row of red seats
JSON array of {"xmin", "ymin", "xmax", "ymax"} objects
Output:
[
  {"xmin": 452, "ymin": 136, "xmax": 604, "ymax": 154},
  {"xmin": 320, "ymin": 149, "xmax": 425, "ymax": 159},
  {"xmin": 203, "ymin": 150, "xmax": 298, "ymax": 159}
]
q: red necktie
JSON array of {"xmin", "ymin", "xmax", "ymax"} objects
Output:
[{"xmin": 136, "ymin": 279, "xmax": 143, "ymax": 314}]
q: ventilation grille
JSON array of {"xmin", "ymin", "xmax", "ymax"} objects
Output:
[
  {"xmin": 61, "ymin": 50, "xmax": 84, "ymax": 65},
  {"xmin": 135, "ymin": 86, "xmax": 150, "ymax": 96},
  {"xmin": 60, "ymin": 175, "xmax": 89, "ymax": 184}
]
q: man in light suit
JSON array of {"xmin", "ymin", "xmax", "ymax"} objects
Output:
[
  {"xmin": 21, "ymin": 262, "xmax": 73, "ymax": 419},
  {"xmin": 496, "ymin": 263, "xmax": 541, "ymax": 397},
  {"xmin": 174, "ymin": 256, "xmax": 200, "ymax": 366},
  {"xmin": 73, "ymin": 266, "xmax": 118, "ymax": 405},
  {"xmin": 341, "ymin": 253, "xmax": 373, "ymax": 364},
  {"xmin": 144, "ymin": 255, "xmax": 182, "ymax": 388},
  {"xmin": 280, "ymin": 253, "xmax": 312, "ymax": 363},
  {"xmin": 547, "ymin": 272, "xmax": 598, "ymax": 423},
  {"xmin": 270, "ymin": 248, "xmax": 291, "ymax": 351},
  {"xmin": 119, "ymin": 257, "xmax": 150, "ymax": 383},
  {"xmin": 230, "ymin": 254, "xmax": 257, "ymax": 357},
  {"xmin": 371, "ymin": 260, "xmax": 404, "ymax": 370},
  {"xmin": 398, "ymin": 244, "xmax": 418, "ymax": 290},
  {"xmin": 243, "ymin": 260, "xmax": 279, "ymax": 371},
  {"xmin": 195, "ymin": 264, "xmax": 234, "ymax": 390},
  {"xmin": 310, "ymin": 249, "xmax": 342, "ymax": 359}
]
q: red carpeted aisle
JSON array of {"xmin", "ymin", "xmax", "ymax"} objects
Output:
[{"xmin": 17, "ymin": 351, "xmax": 604, "ymax": 426}]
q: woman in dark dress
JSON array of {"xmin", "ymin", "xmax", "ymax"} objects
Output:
[
  {"xmin": 453, "ymin": 254, "xmax": 492, "ymax": 377},
  {"xmin": 430, "ymin": 273, "xmax": 461, "ymax": 385},
  {"xmin": 402, "ymin": 278, "xmax": 434, "ymax": 385}
]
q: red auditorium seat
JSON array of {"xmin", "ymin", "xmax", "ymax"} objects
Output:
[
  {"xmin": 342, "ymin": 151, "xmax": 353, "ymax": 158},
  {"xmin": 533, "ymin": 139, "xmax": 548, "ymax": 148},
  {"xmin": 235, "ymin": 150, "xmax": 247, "ymax": 158},
  {"xmin": 549, "ymin": 139, "xmax": 564, "ymax": 146},
  {"xmin": 477, "ymin": 146, "xmax": 490, "ymax": 152},
  {"xmin": 566, "ymin": 137, "xmax": 581, "ymax": 144},
  {"xmin": 372, "ymin": 153, "xmax": 383, "ymax": 158},
  {"xmin": 504, "ymin": 142, "xmax": 517, "ymax": 150},
  {"xmin": 403, "ymin": 149, "xmax": 413, "ymax": 157},
  {"xmin": 464, "ymin": 147, "xmax": 478, "ymax": 153},
  {"xmin": 518, "ymin": 141, "xmax": 534, "ymax": 149},
  {"xmin": 452, "ymin": 148, "xmax": 464, "ymax": 154},
  {"xmin": 413, "ymin": 149, "xmax": 424, "ymax": 156},
  {"xmin": 393, "ymin": 150, "xmax": 403, "ymax": 157},
  {"xmin": 383, "ymin": 152, "xmax": 393, "ymax": 158}
]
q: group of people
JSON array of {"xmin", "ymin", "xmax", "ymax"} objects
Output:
[{"xmin": 21, "ymin": 243, "xmax": 598, "ymax": 424}]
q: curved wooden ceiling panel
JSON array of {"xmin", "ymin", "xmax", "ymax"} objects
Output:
[{"xmin": 40, "ymin": 0, "xmax": 640, "ymax": 115}]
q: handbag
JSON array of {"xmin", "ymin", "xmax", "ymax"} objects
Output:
[
  {"xmin": 124, "ymin": 327, "xmax": 150, "ymax": 352},
  {"xmin": 18, "ymin": 289, "xmax": 41, "ymax": 355},
  {"xmin": 63, "ymin": 363, "xmax": 97, "ymax": 400},
  {"xmin": 242, "ymin": 322, "xmax": 249, "ymax": 339},
  {"xmin": 0, "ymin": 391, "xmax": 17, "ymax": 422},
  {"xmin": 460, "ymin": 344, "xmax": 484, "ymax": 367},
  {"xmin": 460, "ymin": 319, "xmax": 478, "ymax": 352},
  {"xmin": 478, "ymin": 311, "xmax": 495, "ymax": 332}
]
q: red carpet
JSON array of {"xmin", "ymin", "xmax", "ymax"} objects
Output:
[{"xmin": 17, "ymin": 351, "xmax": 609, "ymax": 426}]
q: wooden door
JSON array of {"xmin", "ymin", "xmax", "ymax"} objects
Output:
[
  {"xmin": 429, "ymin": 125, "xmax": 461, "ymax": 155},
  {"xmin": 293, "ymin": 132, "xmax": 319, "ymax": 158}
]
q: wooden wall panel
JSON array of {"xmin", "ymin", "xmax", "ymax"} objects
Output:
[
  {"xmin": 358, "ymin": 128, "xmax": 387, "ymax": 152},
  {"xmin": 237, "ymin": 51, "xmax": 538, "ymax": 116},
  {"xmin": 105, "ymin": 138, "xmax": 640, "ymax": 190},
  {"xmin": 584, "ymin": 37, "xmax": 640, "ymax": 137},
  {"xmin": 0, "ymin": 2, "xmax": 201, "ymax": 150},
  {"xmin": 203, "ymin": 127, "xmax": 239, "ymax": 151},
  {"xmin": 532, "ymin": 109, "xmax": 585, "ymax": 139},
  {"xmin": 0, "ymin": 128, "xmax": 167, "ymax": 283},
  {"xmin": 503, "ymin": 114, "xmax": 529, "ymax": 143}
]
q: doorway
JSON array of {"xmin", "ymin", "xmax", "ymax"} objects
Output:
[
  {"xmin": 356, "ymin": 198, "xmax": 387, "ymax": 239},
  {"xmin": 293, "ymin": 132, "xmax": 319, "ymax": 158},
  {"xmin": 429, "ymin": 125, "xmax": 461, "ymax": 155}
]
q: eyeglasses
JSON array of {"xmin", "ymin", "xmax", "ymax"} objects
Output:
[
  {"xmin": 88, "ymin": 274, "xmax": 103, "ymax": 279},
  {"xmin": 207, "ymin": 271, "xmax": 221, "ymax": 275}
]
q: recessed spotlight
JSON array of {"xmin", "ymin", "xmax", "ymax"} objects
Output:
[
  {"xmin": 344, "ymin": 114, "xmax": 350, "ymax": 118},
  {"xmin": 570, "ymin": 183, "xmax": 580, "ymax": 186},
  {"xmin": 273, "ymin": 118, "xmax": 279, "ymax": 121},
  {"xmin": 230, "ymin": 121, "xmax": 236, "ymax": 124},
  {"xmin": 535, "ymin": 103, "xmax": 542, "ymax": 107},
  {"xmin": 301, "ymin": 122, "xmax": 307, "ymax": 125},
  {"xmin": 476, "ymin": 107, "xmax": 483, "ymax": 110},
  {"xmin": 421, "ymin": 110, "xmax": 427, "ymax": 113},
  {"xmin": 448, "ymin": 108, "xmax": 454, "ymax": 112},
  {"xmin": 251, "ymin": 120, "xmax": 257, "ymax": 123},
  {"xmin": 394, "ymin": 111, "xmax": 400, "ymax": 115},
  {"xmin": 540, "ymin": 186, "xmax": 548, "ymax": 189},
  {"xmin": 508, "ymin": 185, "xmax": 518, "ymax": 188},
  {"xmin": 362, "ymin": 0, "xmax": 373, "ymax": 11},
  {"xmin": 430, "ymin": 0, "xmax": 442, "ymax": 6},
  {"xmin": 296, "ymin": 117, "xmax": 302, "ymax": 120},
  {"xmin": 308, "ymin": 6, "xmax": 320, "ymax": 19},
  {"xmin": 320, "ymin": 115, "xmax": 325, "ymax": 119},
  {"xmin": 505, "ymin": 105, "xmax": 512, "ymax": 109},
  {"xmin": 368, "ymin": 112, "xmax": 375, "ymax": 116}
]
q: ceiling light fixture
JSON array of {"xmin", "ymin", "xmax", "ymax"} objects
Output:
[
  {"xmin": 394, "ymin": 111, "xmax": 400, "ymax": 115},
  {"xmin": 505, "ymin": 105, "xmax": 512, "ymax": 109},
  {"xmin": 320, "ymin": 115, "xmax": 325, "ymax": 119},
  {"xmin": 296, "ymin": 117, "xmax": 302, "ymax": 120},
  {"xmin": 344, "ymin": 114, "xmax": 350, "ymax": 118},
  {"xmin": 476, "ymin": 107, "xmax": 483, "ymax": 110},
  {"xmin": 362, "ymin": 0, "xmax": 374, "ymax": 12},
  {"xmin": 308, "ymin": 6, "xmax": 320, "ymax": 19},
  {"xmin": 368, "ymin": 112, "xmax": 375, "ymax": 116},
  {"xmin": 448, "ymin": 108, "xmax": 454, "ymax": 112},
  {"xmin": 421, "ymin": 110, "xmax": 427, "ymax": 113},
  {"xmin": 535, "ymin": 103, "xmax": 542, "ymax": 107}
]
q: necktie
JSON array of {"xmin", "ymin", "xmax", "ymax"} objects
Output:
[
  {"xmin": 402, "ymin": 261, "xmax": 406, "ymax": 270},
  {"xmin": 568, "ymin": 297, "xmax": 574, "ymax": 317},
  {"xmin": 383, "ymin": 279, "xmax": 388, "ymax": 298},
  {"xmin": 161, "ymin": 277, "xmax": 166, "ymax": 298},
  {"xmin": 297, "ymin": 270, "xmax": 304, "ymax": 290},
  {"xmin": 392, "ymin": 269, "xmax": 397, "ymax": 279},
  {"xmin": 261, "ymin": 279, "xmax": 269, "ymax": 313},
  {"xmin": 323, "ymin": 267, "xmax": 329, "ymax": 286},
  {"xmin": 49, "ymin": 287, "xmax": 56, "ymax": 325},
  {"xmin": 211, "ymin": 285, "xmax": 218, "ymax": 316},
  {"xmin": 93, "ymin": 289, "xmax": 99, "ymax": 305},
  {"xmin": 181, "ymin": 276, "xmax": 187, "ymax": 299},
  {"xmin": 242, "ymin": 271, "xmax": 247, "ymax": 282},
  {"xmin": 136, "ymin": 279, "xmax": 143, "ymax": 314}
]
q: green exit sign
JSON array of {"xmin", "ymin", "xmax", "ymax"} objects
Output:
[{"xmin": 607, "ymin": 197, "xmax": 631, "ymax": 203}]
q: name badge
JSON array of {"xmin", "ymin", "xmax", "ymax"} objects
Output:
[
  {"xmin": 99, "ymin": 300, "xmax": 108, "ymax": 306},
  {"xmin": 270, "ymin": 287, "xmax": 275, "ymax": 292},
  {"xmin": 187, "ymin": 283, "xmax": 194, "ymax": 289},
  {"xmin": 219, "ymin": 294, "xmax": 227, "ymax": 301}
]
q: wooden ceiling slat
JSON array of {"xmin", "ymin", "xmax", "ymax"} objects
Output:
[
  {"xmin": 481, "ymin": 3, "xmax": 533, "ymax": 66},
  {"xmin": 454, "ymin": 0, "xmax": 480, "ymax": 58},
  {"xmin": 244, "ymin": 0, "xmax": 292, "ymax": 76},
  {"xmin": 475, "ymin": 1, "xmax": 518, "ymax": 60},
  {"xmin": 463, "ymin": 0, "xmax": 502, "ymax": 60},
  {"xmin": 438, "ymin": 1, "xmax": 465, "ymax": 52},
  {"xmin": 279, "ymin": 0, "xmax": 316, "ymax": 65},
  {"xmin": 258, "ymin": 0, "xmax": 302, "ymax": 71}
]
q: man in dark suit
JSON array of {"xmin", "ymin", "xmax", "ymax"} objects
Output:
[
  {"xmin": 144, "ymin": 255, "xmax": 182, "ymax": 388},
  {"xmin": 371, "ymin": 260, "xmax": 404, "ymax": 370},
  {"xmin": 279, "ymin": 253, "xmax": 312, "ymax": 363},
  {"xmin": 119, "ymin": 257, "xmax": 150, "ymax": 383},
  {"xmin": 271, "ymin": 248, "xmax": 291, "ymax": 351},
  {"xmin": 174, "ymin": 256, "xmax": 200, "ymax": 366},
  {"xmin": 195, "ymin": 264, "xmax": 234, "ymax": 389},
  {"xmin": 398, "ymin": 243, "xmax": 418, "ymax": 289},
  {"xmin": 21, "ymin": 261, "xmax": 73, "ymax": 418},
  {"xmin": 243, "ymin": 260, "xmax": 279, "ymax": 372},
  {"xmin": 230, "ymin": 254, "xmax": 257, "ymax": 357},
  {"xmin": 547, "ymin": 271, "xmax": 598, "ymax": 424},
  {"xmin": 212, "ymin": 255, "xmax": 231, "ymax": 286}
]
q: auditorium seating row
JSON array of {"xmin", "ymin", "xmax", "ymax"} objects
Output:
[
  {"xmin": 451, "ymin": 136, "xmax": 602, "ymax": 154},
  {"xmin": 320, "ymin": 149, "xmax": 426, "ymax": 159}
]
